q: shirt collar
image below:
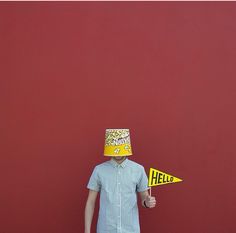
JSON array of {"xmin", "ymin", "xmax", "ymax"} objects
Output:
[{"xmin": 109, "ymin": 157, "xmax": 129, "ymax": 168}]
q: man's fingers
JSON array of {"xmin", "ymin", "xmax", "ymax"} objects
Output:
[
  {"xmin": 149, "ymin": 201, "xmax": 156, "ymax": 205},
  {"xmin": 147, "ymin": 196, "xmax": 155, "ymax": 202},
  {"xmin": 149, "ymin": 203, "xmax": 156, "ymax": 208},
  {"xmin": 146, "ymin": 195, "xmax": 156, "ymax": 208},
  {"xmin": 149, "ymin": 200, "xmax": 157, "ymax": 207},
  {"xmin": 145, "ymin": 195, "xmax": 157, "ymax": 208}
]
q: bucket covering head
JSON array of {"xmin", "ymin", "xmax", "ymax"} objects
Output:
[{"xmin": 104, "ymin": 129, "xmax": 133, "ymax": 156}]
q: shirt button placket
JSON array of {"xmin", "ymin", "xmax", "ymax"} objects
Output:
[{"xmin": 117, "ymin": 166, "xmax": 122, "ymax": 233}]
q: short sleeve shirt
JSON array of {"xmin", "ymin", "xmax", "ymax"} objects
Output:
[{"xmin": 87, "ymin": 158, "xmax": 149, "ymax": 233}]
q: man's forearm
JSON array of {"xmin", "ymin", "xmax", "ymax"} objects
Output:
[
  {"xmin": 84, "ymin": 201, "xmax": 95, "ymax": 233},
  {"xmin": 140, "ymin": 190, "xmax": 149, "ymax": 207}
]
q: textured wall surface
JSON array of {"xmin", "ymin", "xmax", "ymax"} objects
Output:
[{"xmin": 1, "ymin": 3, "xmax": 236, "ymax": 233}]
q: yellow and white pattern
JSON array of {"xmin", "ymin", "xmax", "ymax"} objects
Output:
[{"xmin": 104, "ymin": 129, "xmax": 133, "ymax": 156}]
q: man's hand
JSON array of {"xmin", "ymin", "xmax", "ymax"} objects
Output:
[
  {"xmin": 139, "ymin": 190, "xmax": 157, "ymax": 209},
  {"xmin": 144, "ymin": 195, "xmax": 156, "ymax": 208}
]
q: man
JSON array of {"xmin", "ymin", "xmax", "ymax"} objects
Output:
[{"xmin": 84, "ymin": 129, "xmax": 156, "ymax": 233}]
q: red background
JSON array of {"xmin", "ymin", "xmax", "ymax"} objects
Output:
[{"xmin": 1, "ymin": 3, "xmax": 236, "ymax": 233}]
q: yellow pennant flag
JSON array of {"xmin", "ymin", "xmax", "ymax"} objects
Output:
[{"xmin": 148, "ymin": 168, "xmax": 183, "ymax": 186}]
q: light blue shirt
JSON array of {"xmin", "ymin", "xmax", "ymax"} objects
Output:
[{"xmin": 87, "ymin": 158, "xmax": 149, "ymax": 233}]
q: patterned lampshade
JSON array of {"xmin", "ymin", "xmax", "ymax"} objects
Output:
[{"xmin": 104, "ymin": 129, "xmax": 133, "ymax": 156}]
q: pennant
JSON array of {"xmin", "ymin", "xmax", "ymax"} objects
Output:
[{"xmin": 148, "ymin": 167, "xmax": 183, "ymax": 186}]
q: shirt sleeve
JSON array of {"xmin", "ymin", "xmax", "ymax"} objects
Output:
[
  {"xmin": 87, "ymin": 166, "xmax": 101, "ymax": 192},
  {"xmin": 137, "ymin": 166, "xmax": 149, "ymax": 192}
]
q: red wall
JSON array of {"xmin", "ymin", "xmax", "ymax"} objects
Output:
[{"xmin": 1, "ymin": 3, "xmax": 236, "ymax": 233}]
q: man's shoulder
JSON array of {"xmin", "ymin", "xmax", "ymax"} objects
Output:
[
  {"xmin": 93, "ymin": 160, "xmax": 110, "ymax": 170},
  {"xmin": 127, "ymin": 159, "xmax": 145, "ymax": 170}
]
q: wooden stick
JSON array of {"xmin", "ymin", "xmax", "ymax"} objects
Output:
[{"xmin": 149, "ymin": 186, "xmax": 152, "ymax": 196}]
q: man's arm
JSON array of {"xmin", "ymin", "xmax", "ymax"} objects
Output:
[
  {"xmin": 139, "ymin": 189, "xmax": 156, "ymax": 208},
  {"xmin": 84, "ymin": 189, "xmax": 99, "ymax": 233},
  {"xmin": 139, "ymin": 190, "xmax": 149, "ymax": 208}
]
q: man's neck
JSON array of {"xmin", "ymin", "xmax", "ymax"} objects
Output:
[{"xmin": 112, "ymin": 157, "xmax": 126, "ymax": 164}]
